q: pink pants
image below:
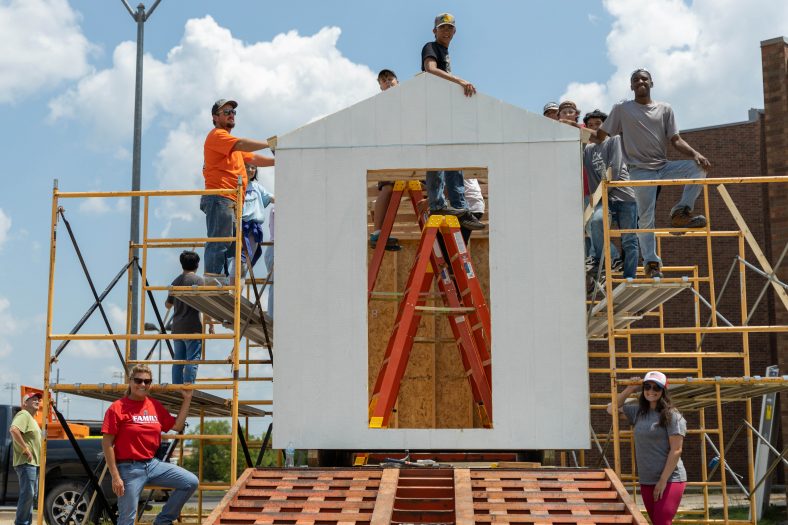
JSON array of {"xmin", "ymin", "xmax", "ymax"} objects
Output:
[{"xmin": 640, "ymin": 482, "xmax": 686, "ymax": 525}]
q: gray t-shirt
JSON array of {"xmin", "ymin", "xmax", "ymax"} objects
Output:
[
  {"xmin": 167, "ymin": 272, "xmax": 204, "ymax": 334},
  {"xmin": 582, "ymin": 136, "xmax": 636, "ymax": 203},
  {"xmin": 622, "ymin": 402, "xmax": 687, "ymax": 485},
  {"xmin": 601, "ymin": 100, "xmax": 678, "ymax": 170}
]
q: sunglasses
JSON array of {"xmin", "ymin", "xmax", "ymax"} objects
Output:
[
  {"xmin": 132, "ymin": 377, "xmax": 152, "ymax": 385},
  {"xmin": 221, "ymin": 109, "xmax": 236, "ymax": 116},
  {"xmin": 643, "ymin": 382, "xmax": 663, "ymax": 392}
]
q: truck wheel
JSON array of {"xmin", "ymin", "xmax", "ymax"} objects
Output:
[{"xmin": 44, "ymin": 479, "xmax": 98, "ymax": 525}]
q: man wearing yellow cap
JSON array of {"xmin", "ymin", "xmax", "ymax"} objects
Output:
[{"xmin": 421, "ymin": 13, "xmax": 484, "ymax": 231}]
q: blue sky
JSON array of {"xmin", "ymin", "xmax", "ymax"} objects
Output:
[{"xmin": 0, "ymin": 0, "xmax": 786, "ymax": 423}]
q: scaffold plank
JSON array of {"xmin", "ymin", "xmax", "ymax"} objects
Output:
[
  {"xmin": 659, "ymin": 377, "xmax": 788, "ymax": 412},
  {"xmin": 48, "ymin": 385, "xmax": 268, "ymax": 418},
  {"xmin": 170, "ymin": 289, "xmax": 273, "ymax": 346},
  {"xmin": 587, "ymin": 280, "xmax": 691, "ymax": 339}
]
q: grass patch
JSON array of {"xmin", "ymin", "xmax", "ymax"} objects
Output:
[{"xmin": 706, "ymin": 504, "xmax": 786, "ymax": 524}]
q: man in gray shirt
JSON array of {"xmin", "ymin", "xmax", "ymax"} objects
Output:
[
  {"xmin": 587, "ymin": 69, "xmax": 711, "ymax": 278},
  {"xmin": 583, "ymin": 109, "xmax": 639, "ymax": 280}
]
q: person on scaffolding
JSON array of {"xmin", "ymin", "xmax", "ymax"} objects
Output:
[
  {"xmin": 102, "ymin": 364, "xmax": 197, "ymax": 525},
  {"xmin": 581, "ymin": 69, "xmax": 711, "ymax": 279},
  {"xmin": 608, "ymin": 371, "xmax": 686, "ymax": 525},
  {"xmin": 582, "ymin": 109, "xmax": 639, "ymax": 282},
  {"xmin": 227, "ymin": 163, "xmax": 274, "ymax": 283},
  {"xmin": 202, "ymin": 98, "xmax": 275, "ymax": 285},
  {"xmin": 166, "ymin": 250, "xmax": 210, "ymax": 384}
]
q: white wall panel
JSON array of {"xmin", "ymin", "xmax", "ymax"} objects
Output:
[{"xmin": 274, "ymin": 73, "xmax": 588, "ymax": 450}]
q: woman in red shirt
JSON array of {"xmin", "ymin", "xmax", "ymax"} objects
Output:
[{"xmin": 102, "ymin": 364, "xmax": 197, "ymax": 525}]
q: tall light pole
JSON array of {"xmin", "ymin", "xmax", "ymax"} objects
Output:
[
  {"xmin": 121, "ymin": 0, "xmax": 162, "ymax": 360},
  {"xmin": 3, "ymin": 383, "xmax": 17, "ymax": 405}
]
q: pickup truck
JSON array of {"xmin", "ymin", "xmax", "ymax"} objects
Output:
[{"xmin": 0, "ymin": 404, "xmax": 111, "ymax": 524}]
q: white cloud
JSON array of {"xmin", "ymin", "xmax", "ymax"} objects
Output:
[
  {"xmin": 50, "ymin": 16, "xmax": 377, "ymax": 228},
  {"xmin": 78, "ymin": 196, "xmax": 129, "ymax": 215},
  {"xmin": 107, "ymin": 303, "xmax": 127, "ymax": 330},
  {"xmin": 0, "ymin": 208, "xmax": 10, "ymax": 249},
  {"xmin": 0, "ymin": 0, "xmax": 93, "ymax": 104},
  {"xmin": 0, "ymin": 297, "xmax": 18, "ymax": 358},
  {"xmin": 69, "ymin": 340, "xmax": 117, "ymax": 359},
  {"xmin": 562, "ymin": 0, "xmax": 788, "ymax": 129}
]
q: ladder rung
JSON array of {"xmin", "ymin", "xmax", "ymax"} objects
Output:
[{"xmin": 415, "ymin": 306, "xmax": 476, "ymax": 314}]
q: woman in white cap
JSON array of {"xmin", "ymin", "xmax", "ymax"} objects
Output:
[{"xmin": 608, "ymin": 371, "xmax": 687, "ymax": 525}]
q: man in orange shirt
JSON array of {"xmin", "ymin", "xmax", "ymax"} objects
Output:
[{"xmin": 202, "ymin": 99, "xmax": 275, "ymax": 281}]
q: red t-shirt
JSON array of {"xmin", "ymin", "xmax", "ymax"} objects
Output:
[
  {"xmin": 203, "ymin": 128, "xmax": 254, "ymax": 201},
  {"xmin": 102, "ymin": 396, "xmax": 176, "ymax": 461}
]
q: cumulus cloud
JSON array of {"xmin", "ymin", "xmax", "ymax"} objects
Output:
[
  {"xmin": 0, "ymin": 208, "xmax": 10, "ymax": 249},
  {"xmin": 562, "ymin": 0, "xmax": 788, "ymax": 129},
  {"xmin": 50, "ymin": 16, "xmax": 377, "ymax": 228},
  {"xmin": 69, "ymin": 340, "xmax": 118, "ymax": 359},
  {"xmin": 0, "ymin": 297, "xmax": 18, "ymax": 358},
  {"xmin": 78, "ymin": 197, "xmax": 129, "ymax": 215},
  {"xmin": 0, "ymin": 0, "xmax": 93, "ymax": 104}
]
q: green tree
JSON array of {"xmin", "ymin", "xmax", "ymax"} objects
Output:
[{"xmin": 182, "ymin": 420, "xmax": 278, "ymax": 482}]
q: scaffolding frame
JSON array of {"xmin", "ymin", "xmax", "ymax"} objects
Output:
[
  {"xmin": 590, "ymin": 173, "xmax": 788, "ymax": 524},
  {"xmin": 37, "ymin": 181, "xmax": 274, "ymax": 525}
]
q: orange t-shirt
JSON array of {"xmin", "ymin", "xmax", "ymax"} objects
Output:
[{"xmin": 203, "ymin": 128, "xmax": 254, "ymax": 200}]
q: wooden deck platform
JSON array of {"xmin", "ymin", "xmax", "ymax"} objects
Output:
[{"xmin": 203, "ymin": 467, "xmax": 646, "ymax": 524}]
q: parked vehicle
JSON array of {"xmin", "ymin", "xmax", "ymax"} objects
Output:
[{"xmin": 0, "ymin": 404, "xmax": 109, "ymax": 524}]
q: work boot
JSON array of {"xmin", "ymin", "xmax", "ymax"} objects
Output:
[
  {"xmin": 459, "ymin": 211, "xmax": 486, "ymax": 231},
  {"xmin": 670, "ymin": 206, "xmax": 707, "ymax": 228},
  {"xmin": 369, "ymin": 231, "xmax": 401, "ymax": 251},
  {"xmin": 644, "ymin": 262, "xmax": 663, "ymax": 279},
  {"xmin": 430, "ymin": 204, "xmax": 466, "ymax": 217},
  {"xmin": 586, "ymin": 258, "xmax": 601, "ymax": 278}
]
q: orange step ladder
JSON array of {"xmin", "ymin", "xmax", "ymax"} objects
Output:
[{"xmin": 368, "ymin": 211, "xmax": 493, "ymax": 429}]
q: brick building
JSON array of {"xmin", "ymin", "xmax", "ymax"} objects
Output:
[{"xmin": 588, "ymin": 36, "xmax": 788, "ymax": 483}]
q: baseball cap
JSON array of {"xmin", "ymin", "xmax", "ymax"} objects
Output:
[
  {"xmin": 643, "ymin": 371, "xmax": 667, "ymax": 389},
  {"xmin": 23, "ymin": 392, "xmax": 42, "ymax": 403},
  {"xmin": 434, "ymin": 13, "xmax": 456, "ymax": 28},
  {"xmin": 211, "ymin": 99, "xmax": 238, "ymax": 115},
  {"xmin": 583, "ymin": 109, "xmax": 608, "ymax": 124},
  {"xmin": 543, "ymin": 102, "xmax": 559, "ymax": 115},
  {"xmin": 558, "ymin": 100, "xmax": 579, "ymax": 113}
]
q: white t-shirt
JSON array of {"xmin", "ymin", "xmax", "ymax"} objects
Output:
[{"xmin": 464, "ymin": 179, "xmax": 485, "ymax": 214}]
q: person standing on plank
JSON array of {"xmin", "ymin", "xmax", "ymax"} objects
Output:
[
  {"xmin": 421, "ymin": 13, "xmax": 484, "ymax": 231},
  {"xmin": 202, "ymin": 98, "xmax": 275, "ymax": 283}
]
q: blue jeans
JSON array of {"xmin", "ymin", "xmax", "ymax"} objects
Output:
[
  {"xmin": 590, "ymin": 201, "xmax": 640, "ymax": 279},
  {"xmin": 630, "ymin": 160, "xmax": 705, "ymax": 265},
  {"xmin": 264, "ymin": 245, "xmax": 274, "ymax": 318},
  {"xmin": 200, "ymin": 195, "xmax": 235, "ymax": 274},
  {"xmin": 172, "ymin": 339, "xmax": 201, "ymax": 384},
  {"xmin": 116, "ymin": 459, "xmax": 198, "ymax": 525},
  {"xmin": 585, "ymin": 195, "xmax": 619, "ymax": 262},
  {"xmin": 14, "ymin": 464, "xmax": 38, "ymax": 525},
  {"xmin": 426, "ymin": 170, "xmax": 467, "ymax": 210}
]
